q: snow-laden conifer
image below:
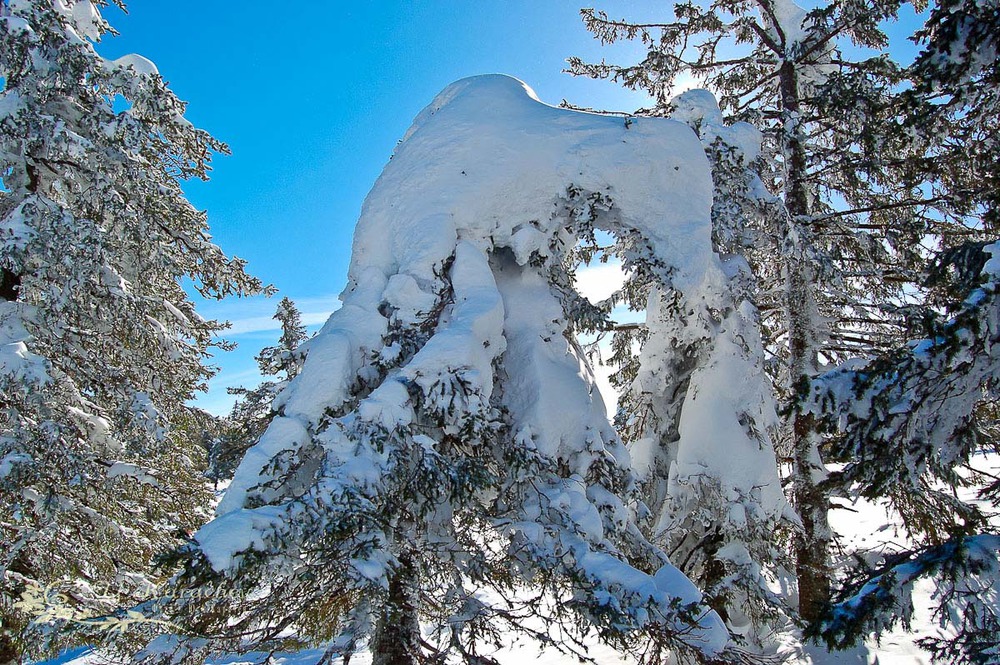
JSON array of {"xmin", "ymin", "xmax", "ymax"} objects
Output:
[
  {"xmin": 132, "ymin": 76, "xmax": 770, "ymax": 665},
  {"xmin": 819, "ymin": 533, "xmax": 1000, "ymax": 664},
  {"xmin": 0, "ymin": 1, "xmax": 265, "ymax": 661},
  {"xmin": 567, "ymin": 0, "xmax": 984, "ymax": 628},
  {"xmin": 608, "ymin": 89, "xmax": 790, "ymax": 646},
  {"xmin": 906, "ymin": 0, "xmax": 1000, "ymax": 231},
  {"xmin": 809, "ymin": 242, "xmax": 1000, "ymax": 541},
  {"xmin": 809, "ymin": 242, "xmax": 1000, "ymax": 660}
]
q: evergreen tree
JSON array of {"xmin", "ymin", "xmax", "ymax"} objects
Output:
[
  {"xmin": 819, "ymin": 533, "xmax": 1000, "ymax": 664},
  {"xmin": 905, "ymin": 0, "xmax": 1000, "ymax": 230},
  {"xmin": 209, "ymin": 297, "xmax": 307, "ymax": 483},
  {"xmin": 808, "ymin": 3, "xmax": 1000, "ymax": 655},
  {"xmin": 567, "ymin": 0, "xmax": 986, "ymax": 628},
  {"xmin": 0, "ymin": 1, "xmax": 266, "ymax": 661},
  {"xmin": 810, "ymin": 241, "xmax": 1000, "ymax": 542},
  {"xmin": 810, "ymin": 241, "xmax": 1000, "ymax": 662},
  {"xmin": 128, "ymin": 75, "xmax": 752, "ymax": 665},
  {"xmin": 609, "ymin": 89, "xmax": 791, "ymax": 645}
]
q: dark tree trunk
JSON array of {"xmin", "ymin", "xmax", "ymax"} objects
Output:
[
  {"xmin": 791, "ymin": 405, "xmax": 832, "ymax": 624},
  {"xmin": 0, "ymin": 631, "xmax": 20, "ymax": 665},
  {"xmin": 700, "ymin": 527, "xmax": 731, "ymax": 625},
  {"xmin": 776, "ymin": 48, "xmax": 833, "ymax": 623},
  {"xmin": 0, "ymin": 268, "xmax": 20, "ymax": 302},
  {"xmin": 371, "ymin": 553, "xmax": 420, "ymax": 665}
]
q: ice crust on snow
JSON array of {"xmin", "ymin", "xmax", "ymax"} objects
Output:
[{"xmin": 206, "ymin": 75, "xmax": 733, "ymax": 655}]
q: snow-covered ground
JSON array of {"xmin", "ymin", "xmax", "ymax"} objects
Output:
[
  {"xmin": 41, "ymin": 423, "xmax": 996, "ymax": 665},
  {"xmin": 37, "ymin": 475, "xmax": 985, "ymax": 665},
  {"xmin": 38, "ymin": 431, "xmax": 998, "ymax": 664},
  {"xmin": 42, "ymin": 492, "xmax": 989, "ymax": 665}
]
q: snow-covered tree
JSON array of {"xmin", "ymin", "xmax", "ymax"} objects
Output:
[
  {"xmin": 809, "ymin": 242, "xmax": 1000, "ymax": 542},
  {"xmin": 567, "ymin": 0, "xmax": 988, "ymax": 626},
  {"xmin": 209, "ymin": 297, "xmax": 306, "ymax": 482},
  {"xmin": 129, "ymin": 76, "xmax": 773, "ymax": 665},
  {"xmin": 820, "ymin": 533, "xmax": 1000, "ymax": 664},
  {"xmin": 0, "ymin": 1, "xmax": 265, "ymax": 661},
  {"xmin": 905, "ymin": 0, "xmax": 1000, "ymax": 231},
  {"xmin": 602, "ymin": 89, "xmax": 790, "ymax": 646},
  {"xmin": 256, "ymin": 296, "xmax": 308, "ymax": 381},
  {"xmin": 809, "ymin": 240, "xmax": 1000, "ymax": 661}
]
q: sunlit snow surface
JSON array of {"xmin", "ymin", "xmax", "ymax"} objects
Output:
[
  {"xmin": 46, "ymin": 470, "xmax": 997, "ymax": 665},
  {"xmin": 44, "ymin": 466, "xmax": 992, "ymax": 665}
]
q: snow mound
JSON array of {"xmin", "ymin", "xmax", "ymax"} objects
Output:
[{"xmin": 349, "ymin": 75, "xmax": 713, "ymax": 291}]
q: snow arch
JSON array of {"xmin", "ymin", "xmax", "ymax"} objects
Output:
[{"xmin": 220, "ymin": 74, "xmax": 721, "ymax": 509}]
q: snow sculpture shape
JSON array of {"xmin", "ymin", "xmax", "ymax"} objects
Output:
[{"xmin": 160, "ymin": 76, "xmax": 784, "ymax": 664}]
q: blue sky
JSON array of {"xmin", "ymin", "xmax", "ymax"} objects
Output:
[{"xmin": 94, "ymin": 1, "xmax": 663, "ymax": 414}]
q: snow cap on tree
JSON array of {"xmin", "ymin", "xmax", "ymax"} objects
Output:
[
  {"xmin": 146, "ymin": 75, "xmax": 758, "ymax": 664},
  {"xmin": 612, "ymin": 88, "xmax": 789, "ymax": 644}
]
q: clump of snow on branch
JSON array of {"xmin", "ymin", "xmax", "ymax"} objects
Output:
[{"xmin": 157, "ymin": 75, "xmax": 764, "ymax": 663}]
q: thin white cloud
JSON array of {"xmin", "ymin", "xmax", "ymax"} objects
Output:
[
  {"xmin": 301, "ymin": 310, "xmax": 335, "ymax": 327},
  {"xmin": 223, "ymin": 314, "xmax": 286, "ymax": 335},
  {"xmin": 194, "ymin": 269, "xmax": 640, "ymax": 416},
  {"xmin": 197, "ymin": 293, "xmax": 342, "ymax": 336}
]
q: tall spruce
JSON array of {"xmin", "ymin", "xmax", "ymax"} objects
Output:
[
  {"xmin": 0, "ymin": 1, "xmax": 265, "ymax": 661},
  {"xmin": 803, "ymin": 2, "xmax": 1000, "ymax": 657},
  {"xmin": 567, "ymin": 0, "xmax": 986, "ymax": 627}
]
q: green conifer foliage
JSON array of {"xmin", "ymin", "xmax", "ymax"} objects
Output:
[{"xmin": 0, "ymin": 1, "xmax": 266, "ymax": 660}]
